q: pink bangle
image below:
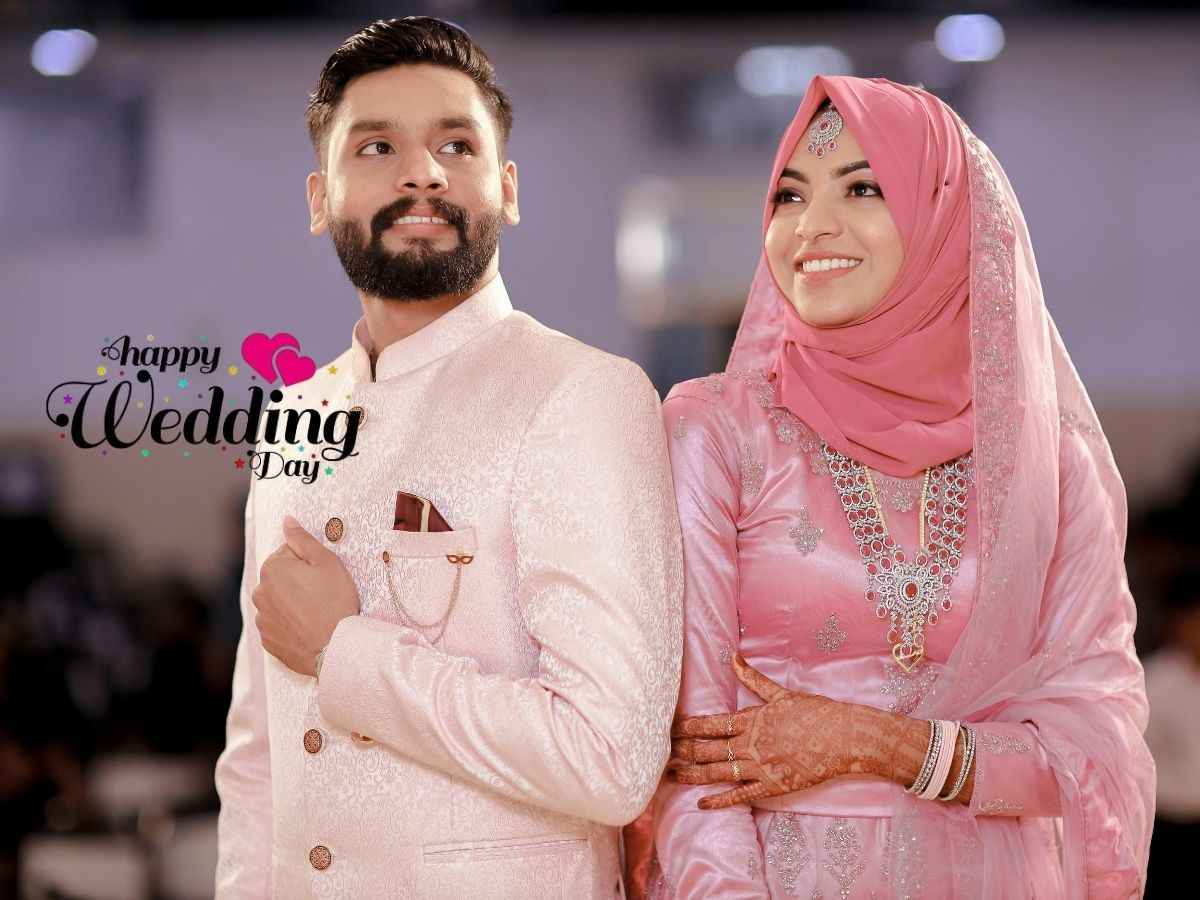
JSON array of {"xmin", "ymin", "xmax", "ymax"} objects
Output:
[{"xmin": 920, "ymin": 720, "xmax": 960, "ymax": 800}]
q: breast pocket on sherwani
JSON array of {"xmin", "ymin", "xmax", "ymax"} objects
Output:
[{"xmin": 376, "ymin": 526, "xmax": 477, "ymax": 643}]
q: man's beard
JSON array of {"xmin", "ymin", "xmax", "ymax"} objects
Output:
[{"xmin": 328, "ymin": 196, "xmax": 503, "ymax": 302}]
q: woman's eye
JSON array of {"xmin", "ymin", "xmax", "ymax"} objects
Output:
[
  {"xmin": 440, "ymin": 139, "xmax": 472, "ymax": 155},
  {"xmin": 773, "ymin": 188, "xmax": 803, "ymax": 204},
  {"xmin": 850, "ymin": 181, "xmax": 883, "ymax": 198},
  {"xmin": 359, "ymin": 141, "xmax": 392, "ymax": 156}
]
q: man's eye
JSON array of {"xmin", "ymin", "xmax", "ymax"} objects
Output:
[
  {"xmin": 359, "ymin": 141, "xmax": 392, "ymax": 156},
  {"xmin": 440, "ymin": 139, "xmax": 472, "ymax": 155}
]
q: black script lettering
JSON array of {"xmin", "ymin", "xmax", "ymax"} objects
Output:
[
  {"xmin": 282, "ymin": 408, "xmax": 323, "ymax": 446},
  {"xmin": 249, "ymin": 450, "xmax": 318, "ymax": 485},
  {"xmin": 259, "ymin": 390, "xmax": 287, "ymax": 444},
  {"xmin": 45, "ymin": 379, "xmax": 110, "ymax": 449},
  {"xmin": 100, "ymin": 335, "xmax": 133, "ymax": 365},
  {"xmin": 197, "ymin": 345, "xmax": 220, "ymax": 375},
  {"xmin": 150, "ymin": 407, "xmax": 183, "ymax": 444},
  {"xmin": 220, "ymin": 386, "xmax": 267, "ymax": 445},
  {"xmin": 102, "ymin": 370, "xmax": 155, "ymax": 448},
  {"xmin": 320, "ymin": 409, "xmax": 360, "ymax": 462}
]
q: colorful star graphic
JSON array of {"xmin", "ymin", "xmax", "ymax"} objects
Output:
[
  {"xmin": 146, "ymin": 334, "xmax": 155, "ymax": 342},
  {"xmin": 328, "ymin": 365, "xmax": 338, "ymax": 374},
  {"xmin": 324, "ymin": 466, "xmax": 334, "ymax": 476},
  {"xmin": 234, "ymin": 458, "xmax": 246, "ymax": 470},
  {"xmin": 321, "ymin": 399, "xmax": 329, "ymax": 407},
  {"xmin": 96, "ymin": 365, "xmax": 107, "ymax": 376},
  {"xmin": 228, "ymin": 365, "xmax": 239, "ymax": 376},
  {"xmin": 140, "ymin": 449, "xmax": 151, "ymax": 458},
  {"xmin": 63, "ymin": 394, "xmax": 73, "ymax": 404},
  {"xmin": 178, "ymin": 378, "xmax": 188, "ymax": 388}
]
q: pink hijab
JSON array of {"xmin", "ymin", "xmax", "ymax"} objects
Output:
[
  {"xmin": 730, "ymin": 76, "xmax": 1154, "ymax": 897},
  {"xmin": 734, "ymin": 76, "xmax": 972, "ymax": 477}
]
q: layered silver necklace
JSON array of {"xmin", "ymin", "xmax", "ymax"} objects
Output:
[{"xmin": 821, "ymin": 444, "xmax": 971, "ymax": 672}]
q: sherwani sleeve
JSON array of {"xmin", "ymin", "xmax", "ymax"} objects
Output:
[
  {"xmin": 214, "ymin": 481, "xmax": 274, "ymax": 899},
  {"xmin": 316, "ymin": 358, "xmax": 684, "ymax": 827},
  {"xmin": 652, "ymin": 389, "xmax": 768, "ymax": 898},
  {"xmin": 969, "ymin": 429, "xmax": 1154, "ymax": 894}
]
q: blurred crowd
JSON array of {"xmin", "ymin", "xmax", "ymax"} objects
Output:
[
  {"xmin": 0, "ymin": 440, "xmax": 1197, "ymax": 898},
  {"xmin": 0, "ymin": 448, "xmax": 242, "ymax": 899}
]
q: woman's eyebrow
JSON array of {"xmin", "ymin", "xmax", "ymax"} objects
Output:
[{"xmin": 780, "ymin": 160, "xmax": 872, "ymax": 183}]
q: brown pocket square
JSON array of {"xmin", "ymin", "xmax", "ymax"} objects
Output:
[{"xmin": 394, "ymin": 491, "xmax": 452, "ymax": 533}]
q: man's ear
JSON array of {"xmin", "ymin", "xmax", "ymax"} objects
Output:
[
  {"xmin": 306, "ymin": 170, "xmax": 328, "ymax": 235},
  {"xmin": 501, "ymin": 159, "xmax": 520, "ymax": 226}
]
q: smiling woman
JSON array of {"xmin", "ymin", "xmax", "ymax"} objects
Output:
[
  {"xmin": 637, "ymin": 75, "xmax": 1154, "ymax": 900},
  {"xmin": 764, "ymin": 101, "xmax": 905, "ymax": 329}
]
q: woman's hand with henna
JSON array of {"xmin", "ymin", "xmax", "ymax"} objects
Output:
[{"xmin": 668, "ymin": 655, "xmax": 923, "ymax": 811}]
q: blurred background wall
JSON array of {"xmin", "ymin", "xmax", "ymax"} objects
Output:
[{"xmin": 1, "ymin": 2, "xmax": 1198, "ymax": 898}]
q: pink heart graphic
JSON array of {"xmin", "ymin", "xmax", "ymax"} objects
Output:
[
  {"xmin": 240, "ymin": 332, "xmax": 301, "ymax": 384},
  {"xmin": 274, "ymin": 348, "xmax": 317, "ymax": 386}
]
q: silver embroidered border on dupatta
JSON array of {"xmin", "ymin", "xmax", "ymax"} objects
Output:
[{"xmin": 880, "ymin": 122, "xmax": 1154, "ymax": 899}]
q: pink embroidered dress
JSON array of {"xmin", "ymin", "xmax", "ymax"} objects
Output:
[{"xmin": 648, "ymin": 77, "xmax": 1154, "ymax": 899}]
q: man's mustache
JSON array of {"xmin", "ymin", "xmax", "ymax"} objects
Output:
[{"xmin": 370, "ymin": 197, "xmax": 469, "ymax": 241}]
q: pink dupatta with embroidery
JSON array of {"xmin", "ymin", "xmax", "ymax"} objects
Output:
[{"xmin": 724, "ymin": 75, "xmax": 1154, "ymax": 898}]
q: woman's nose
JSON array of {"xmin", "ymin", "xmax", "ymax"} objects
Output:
[{"xmin": 794, "ymin": 194, "xmax": 840, "ymax": 242}]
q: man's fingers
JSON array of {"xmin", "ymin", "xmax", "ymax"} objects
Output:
[{"xmin": 282, "ymin": 515, "xmax": 324, "ymax": 563}]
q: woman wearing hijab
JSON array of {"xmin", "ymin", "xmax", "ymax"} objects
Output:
[{"xmin": 642, "ymin": 76, "xmax": 1154, "ymax": 898}]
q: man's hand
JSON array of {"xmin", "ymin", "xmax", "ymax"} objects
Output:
[{"xmin": 252, "ymin": 514, "xmax": 360, "ymax": 677}]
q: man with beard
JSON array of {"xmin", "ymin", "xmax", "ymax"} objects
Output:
[{"xmin": 213, "ymin": 18, "xmax": 683, "ymax": 899}]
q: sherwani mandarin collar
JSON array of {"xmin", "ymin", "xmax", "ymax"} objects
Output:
[{"xmin": 347, "ymin": 274, "xmax": 513, "ymax": 385}]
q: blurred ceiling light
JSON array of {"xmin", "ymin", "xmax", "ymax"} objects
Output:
[
  {"xmin": 31, "ymin": 29, "xmax": 98, "ymax": 77},
  {"xmin": 617, "ymin": 219, "xmax": 670, "ymax": 284},
  {"xmin": 934, "ymin": 15, "xmax": 1005, "ymax": 63},
  {"xmin": 735, "ymin": 46, "xmax": 853, "ymax": 97}
]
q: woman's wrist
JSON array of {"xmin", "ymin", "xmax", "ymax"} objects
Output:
[{"xmin": 842, "ymin": 704, "xmax": 930, "ymax": 782}]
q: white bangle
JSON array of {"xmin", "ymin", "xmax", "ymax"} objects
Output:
[{"xmin": 920, "ymin": 720, "xmax": 960, "ymax": 800}]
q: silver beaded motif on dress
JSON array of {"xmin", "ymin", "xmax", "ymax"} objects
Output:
[
  {"xmin": 790, "ymin": 505, "xmax": 823, "ymax": 555},
  {"xmin": 822, "ymin": 818, "xmax": 867, "ymax": 900},
  {"xmin": 814, "ymin": 613, "xmax": 846, "ymax": 654},
  {"xmin": 766, "ymin": 812, "xmax": 809, "ymax": 896}
]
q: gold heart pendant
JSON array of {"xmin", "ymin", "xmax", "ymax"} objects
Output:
[{"xmin": 893, "ymin": 644, "xmax": 924, "ymax": 673}]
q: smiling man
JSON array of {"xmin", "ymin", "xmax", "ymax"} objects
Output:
[{"xmin": 213, "ymin": 18, "xmax": 683, "ymax": 899}]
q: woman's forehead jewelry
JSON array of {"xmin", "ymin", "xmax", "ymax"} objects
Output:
[{"xmin": 807, "ymin": 106, "xmax": 843, "ymax": 158}]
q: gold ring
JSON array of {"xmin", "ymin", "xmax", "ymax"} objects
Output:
[
  {"xmin": 727, "ymin": 740, "xmax": 735, "ymax": 763},
  {"xmin": 732, "ymin": 759, "xmax": 742, "ymax": 781},
  {"xmin": 726, "ymin": 715, "xmax": 735, "ymax": 736}
]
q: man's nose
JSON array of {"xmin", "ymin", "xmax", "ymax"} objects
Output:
[{"xmin": 392, "ymin": 147, "xmax": 447, "ymax": 193}]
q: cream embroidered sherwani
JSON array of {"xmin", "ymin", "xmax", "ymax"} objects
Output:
[{"xmin": 214, "ymin": 276, "xmax": 684, "ymax": 899}]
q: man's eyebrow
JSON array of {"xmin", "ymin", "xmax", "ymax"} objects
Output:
[
  {"xmin": 435, "ymin": 115, "xmax": 483, "ymax": 133},
  {"xmin": 779, "ymin": 160, "xmax": 873, "ymax": 183},
  {"xmin": 346, "ymin": 115, "xmax": 484, "ymax": 135}
]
